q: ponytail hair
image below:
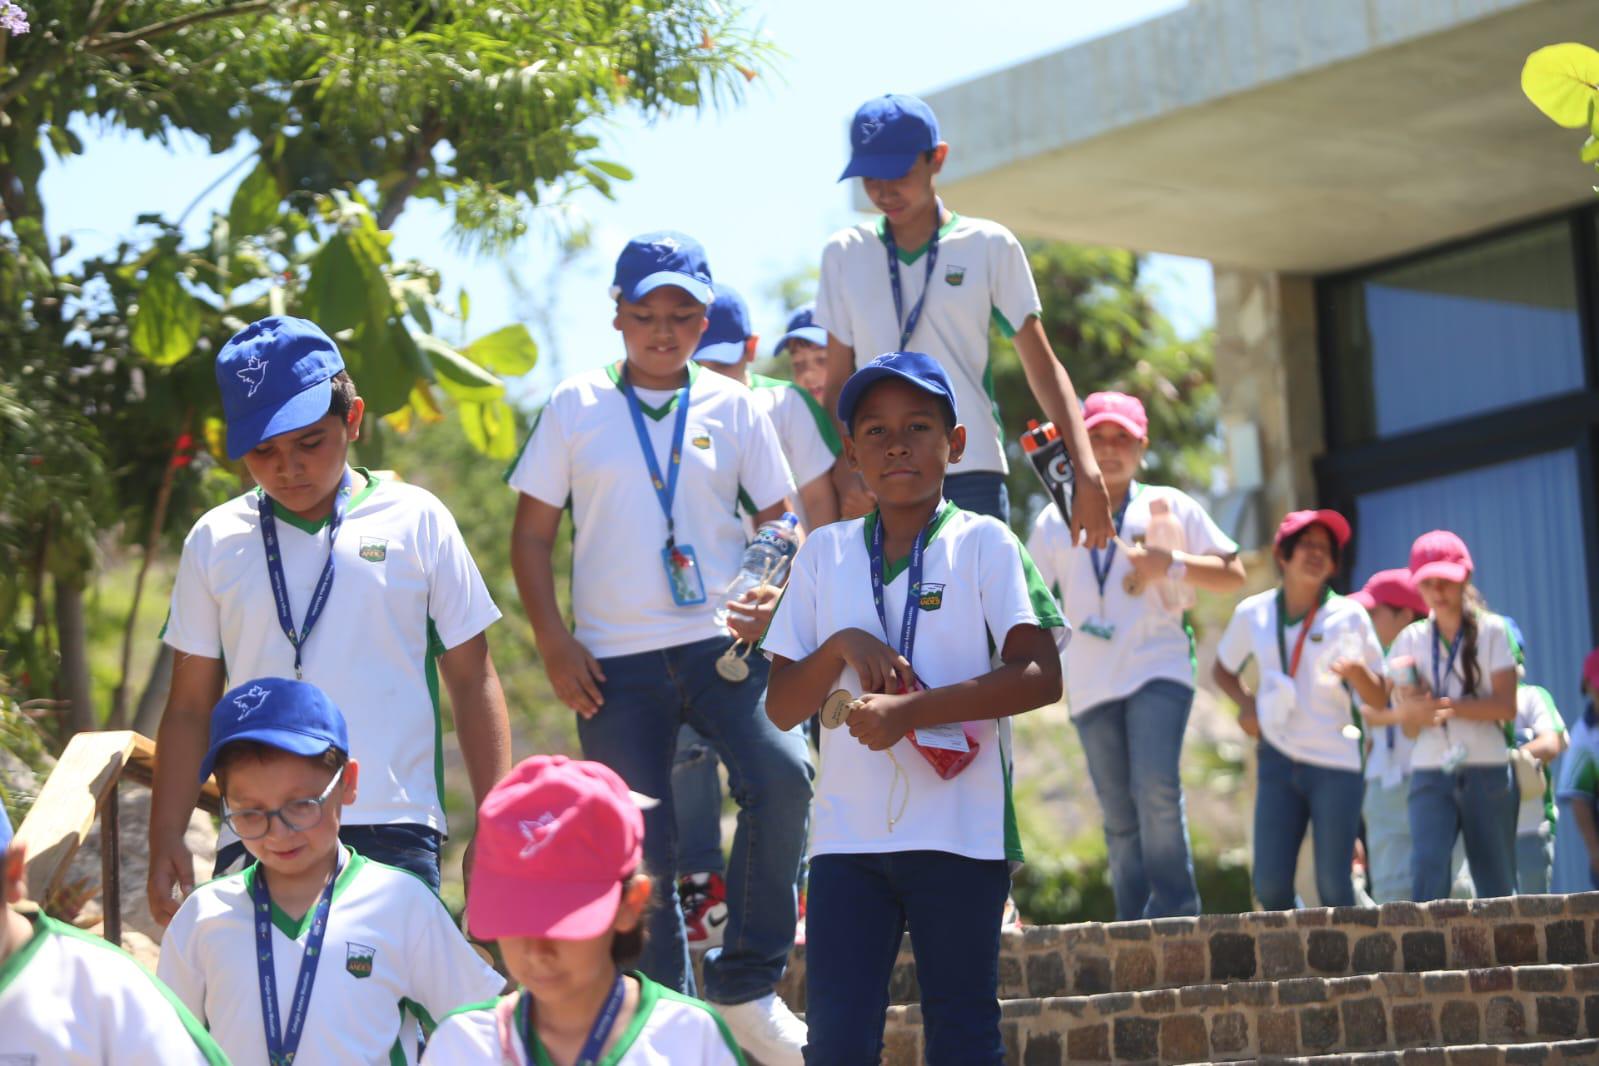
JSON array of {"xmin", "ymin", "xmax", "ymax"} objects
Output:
[{"xmin": 1460, "ymin": 584, "xmax": 1488, "ymax": 696}]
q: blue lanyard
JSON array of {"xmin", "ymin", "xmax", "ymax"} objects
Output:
[
  {"xmin": 521, "ymin": 972, "xmax": 627, "ymax": 1066},
  {"xmin": 1431, "ymin": 620, "xmax": 1464, "ymax": 698},
  {"xmin": 1089, "ymin": 483, "xmax": 1137, "ymax": 599},
  {"xmin": 259, "ymin": 470, "xmax": 353, "ymax": 680},
  {"xmin": 882, "ymin": 201, "xmax": 944, "ymax": 351},
  {"xmin": 618, "ymin": 366, "xmax": 692, "ymax": 548},
  {"xmin": 869, "ymin": 503, "xmax": 945, "ymax": 666},
  {"xmin": 253, "ymin": 855, "xmax": 340, "ymax": 1066}
]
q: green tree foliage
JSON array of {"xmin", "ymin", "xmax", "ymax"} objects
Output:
[{"xmin": 987, "ymin": 242, "xmax": 1217, "ymax": 532}]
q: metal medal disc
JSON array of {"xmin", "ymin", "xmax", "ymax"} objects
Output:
[
  {"xmin": 716, "ymin": 646, "xmax": 750, "ymax": 683},
  {"xmin": 820, "ymin": 689, "xmax": 855, "ymax": 729},
  {"xmin": 1122, "ymin": 572, "xmax": 1144, "ymax": 596}
]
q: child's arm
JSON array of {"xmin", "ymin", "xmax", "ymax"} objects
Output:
[
  {"xmin": 821, "ymin": 335, "xmax": 876, "ymax": 520},
  {"xmin": 437, "ymin": 632, "xmax": 513, "ymax": 883},
  {"xmin": 798, "ymin": 471, "xmax": 840, "ymax": 529},
  {"xmin": 1010, "ymin": 316, "xmax": 1113, "ymax": 549},
  {"xmin": 1436, "ymin": 667, "xmax": 1518, "ymax": 724},
  {"xmin": 510, "ymin": 493, "xmax": 606, "ymax": 717},
  {"xmin": 1360, "ymin": 704, "xmax": 1402, "ymax": 727},
  {"xmin": 147, "ymin": 651, "xmax": 225, "ymax": 926},
  {"xmin": 1211, "ymin": 660, "xmax": 1259, "ymax": 739},
  {"xmin": 840, "ymin": 623, "xmax": 1061, "ymax": 750},
  {"xmin": 1332, "ymin": 661, "xmax": 1390, "ymax": 710},
  {"xmin": 767, "ymin": 629, "xmax": 915, "ymax": 732}
]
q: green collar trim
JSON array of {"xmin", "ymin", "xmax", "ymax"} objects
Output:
[
  {"xmin": 0, "ymin": 911, "xmax": 53, "ymax": 999},
  {"xmin": 520, "ymin": 971, "xmax": 659, "ymax": 1066},
  {"xmin": 1276, "ymin": 584, "xmax": 1335, "ymax": 627},
  {"xmin": 750, "ymin": 373, "xmax": 842, "ymax": 456},
  {"xmin": 863, "ymin": 500, "xmax": 960, "ymax": 584},
  {"xmin": 244, "ymin": 846, "xmax": 365, "ymax": 939},
  {"xmin": 258, "ymin": 468, "xmax": 380, "ymax": 534},
  {"xmin": 606, "ymin": 361, "xmax": 700, "ymax": 420},
  {"xmin": 874, "ymin": 210, "xmax": 961, "ymax": 264}
]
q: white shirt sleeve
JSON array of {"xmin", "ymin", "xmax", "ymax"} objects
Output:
[
  {"xmin": 419, "ymin": 1007, "xmax": 500, "ymax": 1062},
  {"xmin": 760, "ymin": 537, "xmax": 820, "ymax": 664},
  {"xmin": 1216, "ymin": 603, "xmax": 1255, "ymax": 674},
  {"xmin": 1359, "ymin": 608, "xmax": 1385, "ymax": 673},
  {"xmin": 739, "ymin": 400, "xmax": 797, "ymax": 513},
  {"xmin": 1386, "ymin": 621, "xmax": 1423, "ymax": 669},
  {"xmin": 1025, "ymin": 506, "xmax": 1068, "ymax": 595},
  {"xmin": 1479, "ymin": 615, "xmax": 1517, "ymax": 687},
  {"xmin": 1517, "ymin": 685, "xmax": 1561, "ymax": 739},
  {"xmin": 154, "ymin": 905, "xmax": 207, "ymax": 1024},
  {"xmin": 1175, "ymin": 491, "xmax": 1239, "ymax": 557},
  {"xmin": 980, "ymin": 521, "xmax": 1067, "ymax": 652},
  {"xmin": 406, "ymin": 888, "xmax": 507, "ymax": 1025},
  {"xmin": 162, "ymin": 524, "xmax": 223, "ymax": 658},
  {"xmin": 506, "ymin": 400, "xmax": 571, "ymax": 508},
  {"xmin": 812, "ymin": 236, "xmax": 852, "ymax": 346},
  {"xmin": 776, "ymin": 389, "xmax": 838, "ymax": 488},
  {"xmin": 423, "ymin": 494, "xmax": 503, "ymax": 650},
  {"xmin": 988, "ymin": 224, "xmax": 1043, "ymax": 336}
]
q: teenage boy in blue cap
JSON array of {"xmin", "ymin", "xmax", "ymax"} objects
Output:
[
  {"xmin": 763, "ymin": 351, "xmax": 1066, "ymax": 1065},
  {"xmin": 815, "ymin": 93, "xmax": 1114, "ymax": 540},
  {"xmin": 149, "ymin": 316, "xmax": 512, "ymax": 919},
  {"xmin": 159, "ymin": 677, "xmax": 503, "ymax": 1065},
  {"xmin": 775, "ymin": 305, "xmax": 829, "ymax": 406},
  {"xmin": 0, "ymin": 806, "xmax": 227, "ymax": 1062},
  {"xmin": 508, "ymin": 232, "xmax": 812, "ymax": 1064}
]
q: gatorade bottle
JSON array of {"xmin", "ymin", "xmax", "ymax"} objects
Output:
[
  {"xmin": 715, "ymin": 512, "xmax": 800, "ymax": 631},
  {"xmin": 1144, "ymin": 496, "xmax": 1195, "ymax": 612},
  {"xmin": 1020, "ymin": 419, "xmax": 1074, "ymax": 526}
]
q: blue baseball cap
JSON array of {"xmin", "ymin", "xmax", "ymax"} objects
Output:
[
  {"xmin": 610, "ymin": 231, "xmax": 714, "ymax": 306},
  {"xmin": 693, "ymin": 283, "xmax": 752, "ymax": 365},
  {"xmin": 0, "ymin": 802, "xmax": 11, "ymax": 856},
  {"xmin": 837, "ymin": 351, "xmax": 958, "ymax": 431},
  {"xmin": 199, "ymin": 677, "xmax": 350, "ymax": 784},
  {"xmin": 216, "ymin": 316, "xmax": 345, "ymax": 461},
  {"xmin": 774, "ymin": 305, "xmax": 827, "ymax": 356},
  {"xmin": 839, "ymin": 94, "xmax": 941, "ymax": 182}
]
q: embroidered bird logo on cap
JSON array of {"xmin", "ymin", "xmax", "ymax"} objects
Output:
[
  {"xmin": 232, "ymin": 684, "xmax": 270, "ymax": 719},
  {"xmin": 236, "ymin": 355, "xmax": 269, "ymax": 397},
  {"xmin": 518, "ymin": 812, "xmax": 559, "ymax": 860},
  {"xmin": 858, "ymin": 118, "xmax": 884, "ymax": 142}
]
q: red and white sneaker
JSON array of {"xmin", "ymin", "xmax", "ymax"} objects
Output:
[{"xmin": 679, "ymin": 872, "xmax": 728, "ymax": 947}]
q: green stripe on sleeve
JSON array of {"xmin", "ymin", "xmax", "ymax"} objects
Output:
[{"xmin": 502, "ymin": 405, "xmax": 544, "ymax": 483}]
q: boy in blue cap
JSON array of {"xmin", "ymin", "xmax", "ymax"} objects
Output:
[
  {"xmin": 815, "ymin": 93, "xmax": 1114, "ymax": 540},
  {"xmin": 774, "ymin": 305, "xmax": 829, "ymax": 406},
  {"xmin": 508, "ymin": 233, "xmax": 812, "ymax": 1064},
  {"xmin": 763, "ymin": 351, "xmax": 1066, "ymax": 1065},
  {"xmin": 159, "ymin": 677, "xmax": 503, "ymax": 1065},
  {"xmin": 0, "ymin": 805, "xmax": 227, "ymax": 1062},
  {"xmin": 149, "ymin": 315, "xmax": 512, "ymax": 918}
]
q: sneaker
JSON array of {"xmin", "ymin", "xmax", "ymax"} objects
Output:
[
  {"xmin": 794, "ymin": 886, "xmax": 807, "ymax": 946},
  {"xmin": 717, "ymin": 992, "xmax": 806, "ymax": 1066},
  {"xmin": 679, "ymin": 872, "xmax": 728, "ymax": 947}
]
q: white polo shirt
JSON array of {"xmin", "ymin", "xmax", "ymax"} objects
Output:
[
  {"xmin": 506, "ymin": 363, "xmax": 795, "ymax": 659},
  {"xmin": 0, "ymin": 912, "xmax": 227, "ymax": 1065},
  {"xmin": 813, "ymin": 213, "xmax": 1042, "ymax": 476},
  {"xmin": 1514, "ymin": 683, "xmax": 1563, "ymax": 835},
  {"xmin": 761, "ymin": 503, "xmax": 1067, "ymax": 862},
  {"xmin": 158, "ymin": 847, "xmax": 504, "ymax": 1066},
  {"xmin": 750, "ymin": 372, "xmax": 839, "ymax": 489},
  {"xmin": 1216, "ymin": 589, "xmax": 1383, "ymax": 772},
  {"xmin": 422, "ymin": 977, "xmax": 744, "ymax": 1065},
  {"xmin": 163, "ymin": 471, "xmax": 501, "ymax": 835},
  {"xmin": 1027, "ymin": 485, "xmax": 1237, "ymax": 716},
  {"xmin": 1387, "ymin": 613, "xmax": 1517, "ymax": 770}
]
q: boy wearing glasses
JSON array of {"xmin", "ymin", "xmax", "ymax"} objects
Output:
[{"xmin": 158, "ymin": 677, "xmax": 502, "ymax": 1066}]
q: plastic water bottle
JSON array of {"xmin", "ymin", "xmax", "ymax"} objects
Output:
[
  {"xmin": 715, "ymin": 512, "xmax": 800, "ymax": 630},
  {"xmin": 1144, "ymin": 496, "xmax": 1195, "ymax": 612}
]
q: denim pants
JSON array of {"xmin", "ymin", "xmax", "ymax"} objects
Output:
[
  {"xmin": 804, "ymin": 850, "xmax": 1010, "ymax": 1066},
  {"xmin": 1409, "ymin": 765, "xmax": 1518, "ymax": 900},
  {"xmin": 1254, "ymin": 740, "xmax": 1363, "ymax": 910},
  {"xmin": 1517, "ymin": 822, "xmax": 1554, "ymax": 894},
  {"xmin": 943, "ymin": 470, "xmax": 1009, "ymax": 524},
  {"xmin": 672, "ymin": 723, "xmax": 727, "ymax": 876},
  {"xmin": 580, "ymin": 635, "xmax": 813, "ymax": 1004},
  {"xmin": 1073, "ymin": 680, "xmax": 1200, "ymax": 919},
  {"xmin": 213, "ymin": 823, "xmax": 443, "ymax": 891},
  {"xmin": 1362, "ymin": 776, "xmax": 1414, "ymax": 903}
]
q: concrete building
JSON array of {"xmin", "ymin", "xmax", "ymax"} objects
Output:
[{"xmin": 922, "ymin": 0, "xmax": 1599, "ymax": 888}]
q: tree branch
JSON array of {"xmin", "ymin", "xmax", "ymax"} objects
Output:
[
  {"xmin": 86, "ymin": 0, "xmax": 275, "ymax": 53},
  {"xmin": 375, "ymin": 116, "xmax": 443, "ymax": 230}
]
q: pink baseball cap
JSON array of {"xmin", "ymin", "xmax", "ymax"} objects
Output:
[
  {"xmin": 1083, "ymin": 392, "xmax": 1148, "ymax": 439},
  {"xmin": 1409, "ymin": 530, "xmax": 1473, "ymax": 585},
  {"xmin": 1350, "ymin": 568, "xmax": 1428, "ymax": 616},
  {"xmin": 1274, "ymin": 509, "xmax": 1352, "ymax": 549},
  {"xmin": 467, "ymin": 755, "xmax": 645, "ymax": 941},
  {"xmin": 1582, "ymin": 648, "xmax": 1599, "ymax": 694}
]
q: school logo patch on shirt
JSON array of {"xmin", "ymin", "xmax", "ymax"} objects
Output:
[
  {"xmin": 918, "ymin": 583, "xmax": 945, "ymax": 611},
  {"xmin": 358, "ymin": 537, "xmax": 388, "ymax": 563},
  {"xmin": 345, "ymin": 942, "xmax": 376, "ymax": 979},
  {"xmin": 944, "ymin": 265, "xmax": 966, "ymax": 287},
  {"xmin": 690, "ymin": 428, "xmax": 712, "ymax": 451}
]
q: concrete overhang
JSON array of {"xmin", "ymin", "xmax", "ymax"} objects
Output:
[{"xmin": 900, "ymin": 0, "xmax": 1597, "ymax": 274}]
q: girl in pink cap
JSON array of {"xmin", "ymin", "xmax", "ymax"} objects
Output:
[
  {"xmin": 1557, "ymin": 649, "xmax": 1599, "ymax": 890},
  {"xmin": 423, "ymin": 755, "xmax": 745, "ymax": 1065}
]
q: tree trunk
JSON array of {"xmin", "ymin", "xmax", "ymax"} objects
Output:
[
  {"xmin": 54, "ymin": 575, "xmax": 96, "ymax": 736},
  {"xmin": 131, "ymin": 643, "xmax": 174, "ymax": 739}
]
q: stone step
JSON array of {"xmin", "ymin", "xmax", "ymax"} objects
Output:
[
  {"xmin": 878, "ymin": 962, "xmax": 1599, "ymax": 1064},
  {"xmin": 760, "ymin": 894, "xmax": 1599, "ymax": 1011},
  {"xmin": 1251, "ymin": 1040, "xmax": 1599, "ymax": 1064}
]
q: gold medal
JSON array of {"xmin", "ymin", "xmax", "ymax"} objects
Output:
[
  {"xmin": 715, "ymin": 643, "xmax": 751, "ymax": 683},
  {"xmin": 820, "ymin": 689, "xmax": 857, "ymax": 729}
]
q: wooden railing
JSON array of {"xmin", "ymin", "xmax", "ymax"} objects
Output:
[{"xmin": 13, "ymin": 731, "xmax": 219, "ymax": 944}]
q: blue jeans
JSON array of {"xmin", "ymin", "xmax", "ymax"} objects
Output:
[
  {"xmin": 943, "ymin": 470, "xmax": 1009, "ymax": 524},
  {"xmin": 1518, "ymin": 823, "xmax": 1554, "ymax": 894},
  {"xmin": 1254, "ymin": 740, "xmax": 1363, "ymax": 910},
  {"xmin": 1410, "ymin": 765, "xmax": 1518, "ymax": 900},
  {"xmin": 580, "ymin": 636, "xmax": 812, "ymax": 1004},
  {"xmin": 1362, "ymin": 777, "xmax": 1414, "ymax": 903},
  {"xmin": 1073, "ymin": 680, "xmax": 1200, "ymax": 919},
  {"xmin": 672, "ymin": 724, "xmax": 727, "ymax": 876},
  {"xmin": 213, "ymin": 823, "xmax": 443, "ymax": 891},
  {"xmin": 804, "ymin": 851, "xmax": 1009, "ymax": 1066}
]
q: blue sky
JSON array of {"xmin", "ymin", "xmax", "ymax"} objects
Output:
[{"xmin": 41, "ymin": 0, "xmax": 1211, "ymax": 398}]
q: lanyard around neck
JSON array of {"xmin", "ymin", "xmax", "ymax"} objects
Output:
[
  {"xmin": 1089, "ymin": 482, "xmax": 1138, "ymax": 599},
  {"xmin": 618, "ymin": 365, "xmax": 692, "ymax": 548},
  {"xmin": 1431, "ymin": 619, "xmax": 1465, "ymax": 697},
  {"xmin": 882, "ymin": 201, "xmax": 945, "ymax": 351},
  {"xmin": 253, "ymin": 854, "xmax": 341, "ymax": 1066},
  {"xmin": 521, "ymin": 972, "xmax": 627, "ymax": 1066},
  {"xmin": 259, "ymin": 470, "xmax": 354, "ymax": 680},
  {"xmin": 1275, "ymin": 587, "xmax": 1327, "ymax": 678},
  {"xmin": 869, "ymin": 503, "xmax": 946, "ymax": 668}
]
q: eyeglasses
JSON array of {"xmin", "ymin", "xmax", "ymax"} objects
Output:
[{"xmin": 221, "ymin": 767, "xmax": 344, "ymax": 841}]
